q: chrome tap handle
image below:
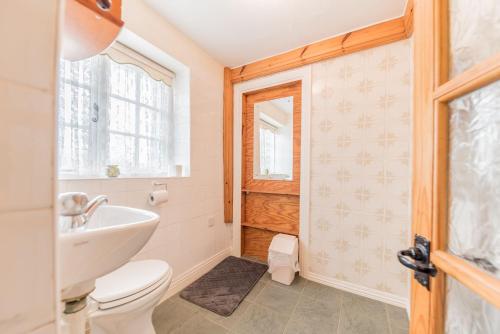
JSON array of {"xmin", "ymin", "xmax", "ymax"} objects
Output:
[{"xmin": 58, "ymin": 192, "xmax": 89, "ymax": 217}]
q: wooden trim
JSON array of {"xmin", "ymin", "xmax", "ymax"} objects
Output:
[
  {"xmin": 223, "ymin": 67, "xmax": 234, "ymax": 223},
  {"xmin": 430, "ymin": 101, "xmax": 449, "ymax": 334},
  {"xmin": 435, "ymin": 0, "xmax": 449, "ymax": 86},
  {"xmin": 242, "ymin": 188, "xmax": 300, "ymax": 196},
  {"xmin": 434, "ymin": 52, "xmax": 500, "ymax": 101},
  {"xmin": 410, "ymin": 0, "xmax": 435, "ymax": 332},
  {"xmin": 404, "ymin": 0, "xmax": 415, "ymax": 37},
  {"xmin": 230, "ymin": 15, "xmax": 413, "ymax": 83},
  {"xmin": 242, "ymin": 81, "xmax": 301, "ymax": 195},
  {"xmin": 432, "ymin": 251, "xmax": 500, "ymax": 309}
]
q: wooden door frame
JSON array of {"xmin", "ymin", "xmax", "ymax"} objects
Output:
[
  {"xmin": 412, "ymin": 0, "xmax": 500, "ymax": 333},
  {"xmin": 242, "ymin": 81, "xmax": 302, "ymax": 195},
  {"xmin": 231, "ymin": 66, "xmax": 311, "ymax": 271}
]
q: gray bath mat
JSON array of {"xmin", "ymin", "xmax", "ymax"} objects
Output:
[{"xmin": 180, "ymin": 256, "xmax": 268, "ymax": 316}]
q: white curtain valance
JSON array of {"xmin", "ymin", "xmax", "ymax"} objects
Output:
[{"xmin": 102, "ymin": 42, "xmax": 175, "ymax": 86}]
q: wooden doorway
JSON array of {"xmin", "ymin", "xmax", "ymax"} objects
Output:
[
  {"xmin": 240, "ymin": 81, "xmax": 302, "ymax": 261},
  {"xmin": 407, "ymin": 0, "xmax": 500, "ymax": 333}
]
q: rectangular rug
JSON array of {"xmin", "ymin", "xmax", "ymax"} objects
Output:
[{"xmin": 180, "ymin": 256, "xmax": 268, "ymax": 316}]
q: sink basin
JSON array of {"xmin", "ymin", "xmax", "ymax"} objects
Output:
[{"xmin": 59, "ymin": 205, "xmax": 159, "ymax": 300}]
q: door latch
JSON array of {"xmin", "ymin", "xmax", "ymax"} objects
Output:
[{"xmin": 397, "ymin": 235, "xmax": 437, "ymax": 289}]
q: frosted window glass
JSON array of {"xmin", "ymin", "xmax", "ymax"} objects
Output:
[
  {"xmin": 445, "ymin": 276, "xmax": 500, "ymax": 334},
  {"xmin": 449, "ymin": 0, "xmax": 500, "ymax": 77},
  {"xmin": 448, "ymin": 80, "xmax": 500, "ymax": 277}
]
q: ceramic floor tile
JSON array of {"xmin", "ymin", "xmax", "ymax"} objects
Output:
[
  {"xmin": 232, "ymin": 303, "xmax": 289, "ymax": 334},
  {"xmin": 391, "ymin": 327, "xmax": 409, "ymax": 334},
  {"xmin": 301, "ymin": 281, "xmax": 344, "ymax": 306},
  {"xmin": 386, "ymin": 304, "xmax": 409, "ymax": 330},
  {"xmin": 284, "ymin": 295, "xmax": 341, "ymax": 334},
  {"xmin": 255, "ymin": 284, "xmax": 300, "ymax": 315},
  {"xmin": 170, "ymin": 293, "xmax": 208, "ymax": 313},
  {"xmin": 153, "ymin": 299, "xmax": 200, "ymax": 333},
  {"xmin": 245, "ymin": 280, "xmax": 266, "ymax": 302},
  {"xmin": 203, "ymin": 300, "xmax": 252, "ymax": 330},
  {"xmin": 341, "ymin": 293, "xmax": 387, "ymax": 321},
  {"xmin": 338, "ymin": 310, "xmax": 390, "ymax": 334},
  {"xmin": 269, "ymin": 274, "xmax": 308, "ymax": 294},
  {"xmin": 259, "ymin": 272, "xmax": 272, "ymax": 284},
  {"xmin": 154, "ymin": 277, "xmax": 405, "ymax": 334},
  {"xmin": 173, "ymin": 314, "xmax": 228, "ymax": 334}
]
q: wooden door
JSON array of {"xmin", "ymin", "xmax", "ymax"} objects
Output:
[
  {"xmin": 408, "ymin": 0, "xmax": 500, "ymax": 333},
  {"xmin": 241, "ymin": 81, "xmax": 301, "ymax": 261}
]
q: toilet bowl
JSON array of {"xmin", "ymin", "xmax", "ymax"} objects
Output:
[{"xmin": 88, "ymin": 259, "xmax": 173, "ymax": 334}]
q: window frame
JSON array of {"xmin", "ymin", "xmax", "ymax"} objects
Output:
[{"xmin": 57, "ymin": 43, "xmax": 176, "ymax": 179}]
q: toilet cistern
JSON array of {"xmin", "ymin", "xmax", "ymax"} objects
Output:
[{"xmin": 59, "ymin": 192, "xmax": 109, "ymax": 230}]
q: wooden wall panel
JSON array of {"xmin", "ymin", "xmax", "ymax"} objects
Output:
[
  {"xmin": 242, "ymin": 227, "xmax": 279, "ymax": 262},
  {"xmin": 243, "ymin": 192, "xmax": 299, "ymax": 235}
]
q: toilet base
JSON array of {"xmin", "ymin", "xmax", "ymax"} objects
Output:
[{"xmin": 89, "ymin": 274, "xmax": 171, "ymax": 334}]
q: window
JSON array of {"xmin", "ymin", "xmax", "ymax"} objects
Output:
[
  {"xmin": 259, "ymin": 121, "xmax": 277, "ymax": 176},
  {"xmin": 57, "ymin": 43, "xmax": 177, "ymax": 177}
]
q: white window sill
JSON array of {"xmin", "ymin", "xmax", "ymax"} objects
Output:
[{"xmin": 58, "ymin": 175, "xmax": 189, "ymax": 181}]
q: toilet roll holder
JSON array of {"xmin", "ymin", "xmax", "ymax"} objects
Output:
[{"xmin": 152, "ymin": 181, "xmax": 168, "ymax": 190}]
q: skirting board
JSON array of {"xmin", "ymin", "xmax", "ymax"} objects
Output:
[
  {"xmin": 159, "ymin": 247, "xmax": 232, "ymax": 303},
  {"xmin": 302, "ymin": 271, "xmax": 408, "ymax": 308}
]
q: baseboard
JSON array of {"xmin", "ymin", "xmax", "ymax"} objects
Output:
[
  {"xmin": 159, "ymin": 247, "xmax": 232, "ymax": 303},
  {"xmin": 302, "ymin": 271, "xmax": 408, "ymax": 308}
]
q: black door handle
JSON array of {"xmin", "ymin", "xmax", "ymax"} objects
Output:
[
  {"xmin": 398, "ymin": 249, "xmax": 436, "ymax": 275},
  {"xmin": 397, "ymin": 235, "xmax": 437, "ymax": 289}
]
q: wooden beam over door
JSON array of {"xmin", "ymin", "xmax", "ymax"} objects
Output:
[
  {"xmin": 230, "ymin": 1, "xmax": 414, "ymax": 83},
  {"xmin": 223, "ymin": 1, "xmax": 414, "ymax": 223}
]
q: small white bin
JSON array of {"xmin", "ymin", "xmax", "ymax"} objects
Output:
[{"xmin": 268, "ymin": 234, "xmax": 299, "ymax": 285}]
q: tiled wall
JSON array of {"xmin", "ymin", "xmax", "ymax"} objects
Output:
[
  {"xmin": 0, "ymin": 2, "xmax": 60, "ymax": 333},
  {"xmin": 308, "ymin": 39, "xmax": 412, "ymax": 298},
  {"xmin": 60, "ymin": 0, "xmax": 231, "ymax": 282}
]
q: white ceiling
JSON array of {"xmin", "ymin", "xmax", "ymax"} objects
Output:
[{"xmin": 145, "ymin": 0, "xmax": 408, "ymax": 68}]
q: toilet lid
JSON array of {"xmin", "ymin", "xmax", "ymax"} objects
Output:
[{"xmin": 91, "ymin": 260, "xmax": 170, "ymax": 303}]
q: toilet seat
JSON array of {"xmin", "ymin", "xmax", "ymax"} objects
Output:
[{"xmin": 90, "ymin": 260, "xmax": 171, "ymax": 310}]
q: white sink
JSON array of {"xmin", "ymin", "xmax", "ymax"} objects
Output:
[{"xmin": 59, "ymin": 205, "xmax": 159, "ymax": 300}]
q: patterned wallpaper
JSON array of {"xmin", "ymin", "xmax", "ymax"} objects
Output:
[{"xmin": 308, "ymin": 39, "xmax": 412, "ymax": 298}]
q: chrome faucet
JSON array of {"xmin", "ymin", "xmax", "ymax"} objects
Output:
[{"xmin": 59, "ymin": 192, "xmax": 109, "ymax": 229}]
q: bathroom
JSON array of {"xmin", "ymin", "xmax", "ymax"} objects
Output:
[{"xmin": 1, "ymin": 0, "xmax": 499, "ymax": 333}]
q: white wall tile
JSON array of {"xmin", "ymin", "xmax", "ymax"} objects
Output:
[
  {"xmin": 0, "ymin": 81, "xmax": 55, "ymax": 212},
  {"xmin": 309, "ymin": 39, "xmax": 412, "ymax": 299},
  {"xmin": 0, "ymin": 209, "xmax": 56, "ymax": 333},
  {"xmin": 0, "ymin": 1, "xmax": 59, "ymax": 90},
  {"xmin": 0, "ymin": 1, "xmax": 59, "ymax": 332}
]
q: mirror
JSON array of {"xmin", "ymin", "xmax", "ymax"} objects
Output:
[{"xmin": 253, "ymin": 96, "xmax": 293, "ymax": 181}]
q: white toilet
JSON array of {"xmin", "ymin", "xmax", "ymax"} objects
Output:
[{"xmin": 88, "ymin": 259, "xmax": 173, "ymax": 334}]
